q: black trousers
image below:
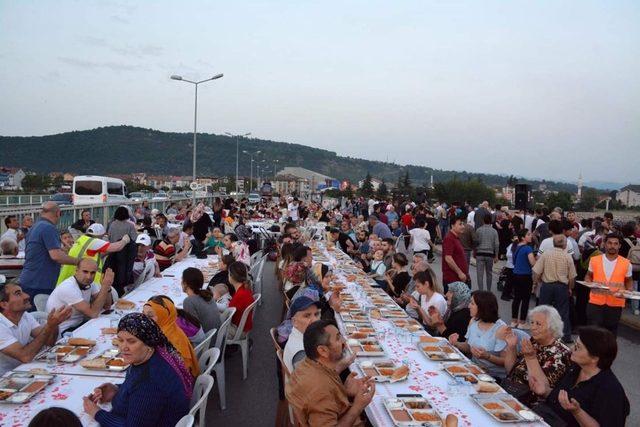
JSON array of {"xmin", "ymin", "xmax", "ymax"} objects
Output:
[
  {"xmin": 511, "ymin": 274, "xmax": 533, "ymax": 321},
  {"xmin": 501, "ymin": 267, "xmax": 514, "ymax": 299},
  {"xmin": 587, "ymin": 303, "xmax": 622, "ymax": 336}
]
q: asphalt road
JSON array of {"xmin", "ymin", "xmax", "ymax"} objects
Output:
[{"xmin": 206, "ymin": 256, "xmax": 639, "ymax": 426}]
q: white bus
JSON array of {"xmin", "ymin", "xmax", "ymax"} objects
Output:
[{"xmin": 72, "ymin": 175, "xmax": 128, "ymax": 205}]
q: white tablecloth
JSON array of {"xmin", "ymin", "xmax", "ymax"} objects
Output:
[{"xmin": 315, "ymin": 243, "xmax": 546, "ymax": 427}]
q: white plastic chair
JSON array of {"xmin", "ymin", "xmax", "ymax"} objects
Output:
[
  {"xmin": 226, "ymin": 293, "xmax": 261, "ymax": 380},
  {"xmin": 213, "ymin": 307, "xmax": 235, "ymax": 410},
  {"xmin": 193, "ymin": 328, "xmax": 217, "ymax": 360},
  {"xmin": 175, "ymin": 414, "xmax": 194, "ymax": 427},
  {"xmin": 31, "ymin": 311, "xmax": 48, "ymax": 326},
  {"xmin": 254, "ymin": 257, "xmax": 266, "ymax": 306},
  {"xmin": 198, "ymin": 347, "xmax": 221, "ymax": 377},
  {"xmin": 34, "ymin": 294, "xmax": 49, "ymax": 312},
  {"xmin": 249, "ymin": 250, "xmax": 263, "ymax": 267},
  {"xmin": 189, "ymin": 374, "xmax": 215, "ymax": 427}
]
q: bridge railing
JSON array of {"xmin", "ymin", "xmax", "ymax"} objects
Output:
[{"xmin": 0, "ymin": 194, "xmax": 51, "ymax": 207}]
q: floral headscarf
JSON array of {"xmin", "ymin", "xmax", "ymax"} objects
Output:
[
  {"xmin": 190, "ymin": 203, "xmax": 206, "ymax": 223},
  {"xmin": 445, "ymin": 281, "xmax": 472, "ymax": 321},
  {"xmin": 118, "ymin": 313, "xmax": 194, "ymax": 399}
]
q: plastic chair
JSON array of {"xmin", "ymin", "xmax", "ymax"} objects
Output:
[
  {"xmin": 275, "ymin": 348, "xmax": 298, "ymax": 426},
  {"xmin": 198, "ymin": 347, "xmax": 221, "ymax": 377},
  {"xmin": 34, "ymin": 294, "xmax": 49, "ymax": 312},
  {"xmin": 193, "ymin": 328, "xmax": 217, "ymax": 360},
  {"xmin": 269, "ymin": 327, "xmax": 282, "ymax": 352},
  {"xmin": 249, "ymin": 250, "xmax": 263, "ymax": 267},
  {"xmin": 213, "ymin": 307, "xmax": 236, "ymax": 410},
  {"xmin": 189, "ymin": 374, "xmax": 215, "ymax": 427},
  {"xmin": 226, "ymin": 293, "xmax": 261, "ymax": 380},
  {"xmin": 174, "ymin": 414, "xmax": 194, "ymax": 427}
]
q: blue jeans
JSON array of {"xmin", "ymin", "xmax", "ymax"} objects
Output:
[{"xmin": 539, "ymin": 282, "xmax": 572, "ymax": 340}]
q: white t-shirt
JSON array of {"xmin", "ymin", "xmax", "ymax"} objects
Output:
[
  {"xmin": 578, "ymin": 230, "xmax": 595, "ymax": 248},
  {"xmin": 588, "ymin": 256, "xmax": 633, "ymax": 281},
  {"xmin": 420, "ymin": 292, "xmax": 448, "ymax": 317},
  {"xmin": 288, "ymin": 203, "xmax": 299, "ymax": 221},
  {"xmin": 46, "ymin": 277, "xmax": 101, "ymax": 334},
  {"xmin": 537, "ymin": 237, "xmax": 574, "ymax": 257},
  {"xmin": 466, "ymin": 211, "xmax": 475, "ymax": 227},
  {"xmin": 0, "ymin": 312, "xmax": 40, "ymax": 375},
  {"xmin": 283, "ymin": 326, "xmax": 305, "ymax": 374},
  {"xmin": 409, "ymin": 228, "xmax": 431, "ymax": 252},
  {"xmin": 524, "ymin": 215, "xmax": 534, "ymax": 232}
]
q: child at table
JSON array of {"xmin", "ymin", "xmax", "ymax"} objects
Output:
[{"xmin": 369, "ymin": 249, "xmax": 387, "ymax": 289}]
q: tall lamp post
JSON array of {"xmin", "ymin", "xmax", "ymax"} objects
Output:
[
  {"xmin": 225, "ymin": 132, "xmax": 251, "ymax": 194},
  {"xmin": 242, "ymin": 150, "xmax": 261, "ymax": 192},
  {"xmin": 272, "ymin": 159, "xmax": 279, "ymax": 181},
  {"xmin": 170, "ymin": 73, "xmax": 223, "ymax": 204}
]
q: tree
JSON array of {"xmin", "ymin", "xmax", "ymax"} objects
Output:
[
  {"xmin": 342, "ymin": 185, "xmax": 354, "ymax": 199},
  {"xmin": 544, "ymin": 191, "xmax": 573, "ymax": 212},
  {"xmin": 22, "ymin": 174, "xmax": 51, "ymax": 192},
  {"xmin": 575, "ymin": 188, "xmax": 599, "ymax": 212},
  {"xmin": 359, "ymin": 173, "xmax": 374, "ymax": 198},
  {"xmin": 377, "ymin": 180, "xmax": 388, "ymax": 199}
]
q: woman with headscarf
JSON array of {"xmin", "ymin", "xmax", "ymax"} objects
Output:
[
  {"xmin": 184, "ymin": 202, "xmax": 212, "ymax": 243},
  {"xmin": 82, "ymin": 313, "xmax": 192, "ymax": 427},
  {"xmin": 430, "ymin": 281, "xmax": 472, "ymax": 340},
  {"xmin": 143, "ymin": 296, "xmax": 200, "ymax": 377}
]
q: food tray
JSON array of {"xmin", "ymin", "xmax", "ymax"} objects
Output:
[
  {"xmin": 80, "ymin": 348, "xmax": 129, "ymax": 371},
  {"xmin": 348, "ymin": 338, "xmax": 386, "ymax": 357},
  {"xmin": 343, "ymin": 323, "xmax": 375, "ymax": 335},
  {"xmin": 442, "ymin": 363, "xmax": 495, "ymax": 383},
  {"xmin": 0, "ymin": 371, "xmax": 55, "ymax": 404},
  {"xmin": 383, "ymin": 394, "xmax": 443, "ymax": 426},
  {"xmin": 340, "ymin": 311, "xmax": 370, "ymax": 323},
  {"xmin": 358, "ymin": 360, "xmax": 409, "ymax": 382},
  {"xmin": 470, "ymin": 393, "xmax": 541, "ymax": 423},
  {"xmin": 391, "ymin": 318, "xmax": 425, "ymax": 332},
  {"xmin": 35, "ymin": 342, "xmax": 94, "ymax": 363},
  {"xmin": 380, "ymin": 308, "xmax": 410, "ymax": 318},
  {"xmin": 417, "ymin": 342, "xmax": 462, "ymax": 361}
]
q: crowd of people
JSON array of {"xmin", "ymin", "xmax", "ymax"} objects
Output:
[{"xmin": 0, "ymin": 193, "xmax": 637, "ymax": 426}]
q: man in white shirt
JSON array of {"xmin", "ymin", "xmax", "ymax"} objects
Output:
[
  {"xmin": 283, "ymin": 296, "xmax": 321, "ymax": 373},
  {"xmin": 288, "ymin": 198, "xmax": 300, "ymax": 222},
  {"xmin": 537, "ymin": 220, "xmax": 574, "ymax": 258},
  {"xmin": 1, "ymin": 216, "xmax": 25, "ymax": 252},
  {"xmin": 0, "ymin": 282, "xmax": 71, "ymax": 374},
  {"xmin": 409, "ymin": 219, "xmax": 432, "ymax": 256},
  {"xmin": 46, "ymin": 258, "xmax": 114, "ymax": 336}
]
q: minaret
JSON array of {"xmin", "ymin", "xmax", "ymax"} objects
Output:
[
  {"xmin": 429, "ymin": 173, "xmax": 434, "ymax": 189},
  {"xmin": 577, "ymin": 172, "xmax": 583, "ymax": 201}
]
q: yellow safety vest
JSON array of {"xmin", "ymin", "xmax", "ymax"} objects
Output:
[{"xmin": 56, "ymin": 235, "xmax": 104, "ymax": 285}]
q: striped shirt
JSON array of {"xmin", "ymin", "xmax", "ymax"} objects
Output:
[{"xmin": 532, "ymin": 247, "xmax": 576, "ymax": 285}]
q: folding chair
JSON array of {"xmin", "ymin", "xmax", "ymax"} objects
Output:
[
  {"xmin": 189, "ymin": 374, "xmax": 215, "ymax": 427},
  {"xmin": 226, "ymin": 294, "xmax": 261, "ymax": 380}
]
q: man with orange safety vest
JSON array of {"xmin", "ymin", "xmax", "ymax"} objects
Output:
[{"xmin": 584, "ymin": 233, "xmax": 633, "ymax": 335}]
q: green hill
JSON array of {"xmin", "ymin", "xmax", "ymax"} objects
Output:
[{"xmin": 1, "ymin": 125, "xmax": 577, "ymax": 191}]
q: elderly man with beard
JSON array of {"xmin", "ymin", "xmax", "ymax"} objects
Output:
[{"xmin": 286, "ymin": 320, "xmax": 375, "ymax": 427}]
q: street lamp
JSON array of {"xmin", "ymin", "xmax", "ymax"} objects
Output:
[
  {"xmin": 171, "ymin": 72, "xmax": 224, "ymax": 204},
  {"xmin": 242, "ymin": 150, "xmax": 261, "ymax": 192},
  {"xmin": 225, "ymin": 132, "xmax": 251, "ymax": 194}
]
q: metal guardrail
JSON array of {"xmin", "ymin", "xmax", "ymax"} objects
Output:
[
  {"xmin": 0, "ymin": 196, "xmax": 217, "ymax": 234},
  {"xmin": 0, "ymin": 194, "xmax": 51, "ymax": 207}
]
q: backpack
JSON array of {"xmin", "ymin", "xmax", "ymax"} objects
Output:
[{"xmin": 624, "ymin": 238, "xmax": 640, "ymax": 272}]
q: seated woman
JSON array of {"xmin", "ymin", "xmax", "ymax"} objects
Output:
[
  {"xmin": 218, "ymin": 233, "xmax": 250, "ymax": 265},
  {"xmin": 385, "ymin": 253, "xmax": 411, "ymax": 300},
  {"xmin": 449, "ymin": 290, "xmax": 508, "ymax": 379},
  {"xmin": 83, "ymin": 313, "xmax": 192, "ymax": 427},
  {"xmin": 502, "ymin": 305, "xmax": 571, "ymax": 405},
  {"xmin": 528, "ymin": 326, "xmax": 629, "ymax": 427},
  {"xmin": 182, "ymin": 267, "xmax": 221, "ymax": 335},
  {"xmin": 406, "ymin": 270, "xmax": 447, "ymax": 331},
  {"xmin": 205, "ymin": 227, "xmax": 225, "ymax": 253},
  {"xmin": 430, "ymin": 281, "xmax": 472, "ymax": 339},
  {"xmin": 208, "ymin": 254, "xmax": 235, "ymax": 294},
  {"xmin": 292, "ymin": 263, "xmax": 341, "ymax": 320},
  {"xmin": 283, "ymin": 245, "xmax": 310, "ymax": 298},
  {"xmin": 143, "ymin": 296, "xmax": 200, "ymax": 378},
  {"xmin": 227, "ymin": 261, "xmax": 256, "ymax": 338}
]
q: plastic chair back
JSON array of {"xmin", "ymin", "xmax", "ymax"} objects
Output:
[{"xmin": 189, "ymin": 374, "xmax": 215, "ymax": 427}]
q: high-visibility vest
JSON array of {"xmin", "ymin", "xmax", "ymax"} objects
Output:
[
  {"xmin": 56, "ymin": 235, "xmax": 104, "ymax": 285},
  {"xmin": 588, "ymin": 254, "xmax": 630, "ymax": 308}
]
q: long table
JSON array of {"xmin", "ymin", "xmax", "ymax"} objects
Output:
[
  {"xmin": 312, "ymin": 242, "xmax": 546, "ymax": 427},
  {"xmin": 0, "ymin": 255, "xmax": 218, "ymax": 426}
]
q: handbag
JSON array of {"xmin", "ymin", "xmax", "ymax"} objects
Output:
[{"xmin": 500, "ymin": 377, "xmax": 531, "ymax": 400}]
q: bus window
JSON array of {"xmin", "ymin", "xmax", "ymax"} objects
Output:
[
  {"xmin": 75, "ymin": 180, "xmax": 102, "ymax": 195},
  {"xmin": 107, "ymin": 181, "xmax": 124, "ymax": 195}
]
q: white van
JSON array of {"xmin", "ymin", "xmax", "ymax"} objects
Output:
[{"xmin": 72, "ymin": 176, "xmax": 128, "ymax": 205}]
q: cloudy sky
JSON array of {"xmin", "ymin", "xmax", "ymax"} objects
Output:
[{"xmin": 1, "ymin": 0, "xmax": 638, "ymax": 184}]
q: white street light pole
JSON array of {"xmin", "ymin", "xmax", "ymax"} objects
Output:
[
  {"xmin": 242, "ymin": 150, "xmax": 261, "ymax": 192},
  {"xmin": 225, "ymin": 132, "xmax": 251, "ymax": 194},
  {"xmin": 273, "ymin": 159, "xmax": 279, "ymax": 181},
  {"xmin": 171, "ymin": 73, "xmax": 223, "ymax": 205}
]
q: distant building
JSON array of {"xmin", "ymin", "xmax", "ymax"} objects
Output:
[
  {"xmin": 0, "ymin": 167, "xmax": 26, "ymax": 190},
  {"xmin": 616, "ymin": 185, "xmax": 640, "ymax": 207},
  {"xmin": 273, "ymin": 174, "xmax": 310, "ymax": 197},
  {"xmin": 275, "ymin": 167, "xmax": 338, "ymax": 192}
]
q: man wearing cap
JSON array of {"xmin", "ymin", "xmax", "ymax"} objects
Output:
[
  {"xmin": 283, "ymin": 296, "xmax": 321, "ymax": 373},
  {"xmin": 56, "ymin": 223, "xmax": 130, "ymax": 286},
  {"xmin": 132, "ymin": 233, "xmax": 160, "ymax": 286}
]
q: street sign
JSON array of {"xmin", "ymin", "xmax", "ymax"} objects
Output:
[{"xmin": 189, "ymin": 182, "xmax": 199, "ymax": 191}]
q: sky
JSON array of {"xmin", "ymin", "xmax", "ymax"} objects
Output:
[{"xmin": 1, "ymin": 0, "xmax": 639, "ymax": 185}]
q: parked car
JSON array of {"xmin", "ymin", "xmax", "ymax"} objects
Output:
[
  {"xmin": 152, "ymin": 192, "xmax": 169, "ymax": 201},
  {"xmin": 49, "ymin": 193, "xmax": 73, "ymax": 206},
  {"xmin": 128, "ymin": 192, "xmax": 148, "ymax": 202},
  {"xmin": 248, "ymin": 193, "xmax": 261, "ymax": 204}
]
